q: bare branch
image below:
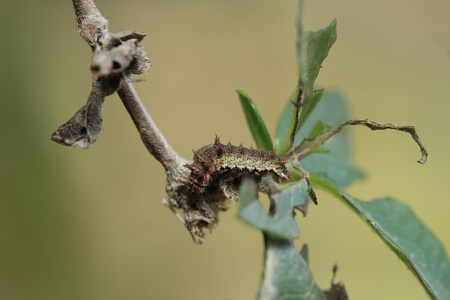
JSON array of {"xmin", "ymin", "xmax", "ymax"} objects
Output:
[
  {"xmin": 117, "ymin": 81, "xmax": 184, "ymax": 172},
  {"xmin": 291, "ymin": 118, "xmax": 428, "ymax": 164},
  {"xmin": 72, "ymin": 0, "xmax": 109, "ymax": 50}
]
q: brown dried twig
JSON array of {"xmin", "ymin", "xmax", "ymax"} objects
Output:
[{"xmin": 290, "ymin": 118, "xmax": 428, "ymax": 164}]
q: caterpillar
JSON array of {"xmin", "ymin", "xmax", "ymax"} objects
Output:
[{"xmin": 184, "ymin": 136, "xmax": 290, "ymax": 193}]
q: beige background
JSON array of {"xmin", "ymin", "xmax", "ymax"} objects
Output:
[{"xmin": 1, "ymin": 0, "xmax": 449, "ymax": 299}]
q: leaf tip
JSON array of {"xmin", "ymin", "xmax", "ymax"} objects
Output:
[
  {"xmin": 235, "ymin": 89, "xmax": 246, "ymax": 98},
  {"xmin": 417, "ymin": 150, "xmax": 428, "ymax": 164}
]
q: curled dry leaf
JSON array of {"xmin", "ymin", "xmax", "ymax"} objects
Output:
[
  {"xmin": 51, "ymin": 29, "xmax": 150, "ymax": 149},
  {"xmin": 51, "ymin": 76, "xmax": 121, "ymax": 148}
]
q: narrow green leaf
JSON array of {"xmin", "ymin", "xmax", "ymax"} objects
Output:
[
  {"xmin": 274, "ymin": 93, "xmax": 297, "ymax": 155},
  {"xmin": 306, "ymin": 120, "xmax": 331, "ymax": 140},
  {"xmin": 274, "ymin": 90, "xmax": 325, "ymax": 157},
  {"xmin": 258, "ymin": 237, "xmax": 326, "ymax": 300},
  {"xmin": 237, "ymin": 90, "xmax": 273, "ymax": 151},
  {"xmin": 297, "ymin": 89, "xmax": 324, "ymax": 135},
  {"xmin": 237, "ymin": 180, "xmax": 309, "ymax": 240},
  {"xmin": 311, "ymin": 175, "xmax": 450, "ymax": 300},
  {"xmin": 287, "ymin": 119, "xmax": 332, "ymax": 161}
]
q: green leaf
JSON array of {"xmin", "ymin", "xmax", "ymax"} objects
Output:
[
  {"xmin": 275, "ymin": 10, "xmax": 335, "ymax": 155},
  {"xmin": 277, "ymin": 91, "xmax": 364, "ymax": 186},
  {"xmin": 274, "ymin": 90, "xmax": 325, "ymax": 157},
  {"xmin": 258, "ymin": 237, "xmax": 326, "ymax": 300},
  {"xmin": 274, "ymin": 93, "xmax": 297, "ymax": 155},
  {"xmin": 297, "ymin": 19, "xmax": 337, "ymax": 95},
  {"xmin": 237, "ymin": 179, "xmax": 309, "ymax": 240},
  {"xmin": 296, "ymin": 91, "xmax": 364, "ymax": 186},
  {"xmin": 296, "ymin": 8, "xmax": 337, "ymax": 132},
  {"xmin": 305, "ymin": 120, "xmax": 331, "ymax": 140},
  {"xmin": 237, "ymin": 90, "xmax": 273, "ymax": 151},
  {"xmin": 287, "ymin": 120, "xmax": 331, "ymax": 160},
  {"xmin": 297, "ymin": 89, "xmax": 324, "ymax": 136},
  {"xmin": 303, "ymin": 155, "xmax": 364, "ymax": 187},
  {"xmin": 311, "ymin": 175, "xmax": 450, "ymax": 300},
  {"xmin": 299, "ymin": 244, "xmax": 309, "ymax": 265}
]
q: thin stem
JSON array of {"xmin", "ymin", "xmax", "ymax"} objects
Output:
[
  {"xmin": 290, "ymin": 82, "xmax": 303, "ymax": 149},
  {"xmin": 117, "ymin": 81, "xmax": 183, "ymax": 171}
]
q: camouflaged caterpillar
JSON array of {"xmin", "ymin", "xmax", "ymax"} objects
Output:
[{"xmin": 184, "ymin": 136, "xmax": 290, "ymax": 193}]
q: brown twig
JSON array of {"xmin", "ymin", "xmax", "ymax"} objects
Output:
[
  {"xmin": 117, "ymin": 81, "xmax": 184, "ymax": 171},
  {"xmin": 72, "ymin": 0, "xmax": 109, "ymax": 51},
  {"xmin": 290, "ymin": 118, "xmax": 428, "ymax": 164}
]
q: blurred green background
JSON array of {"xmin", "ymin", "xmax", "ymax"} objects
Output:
[{"xmin": 1, "ymin": 0, "xmax": 449, "ymax": 299}]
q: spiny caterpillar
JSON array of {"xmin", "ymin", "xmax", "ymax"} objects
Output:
[{"xmin": 184, "ymin": 136, "xmax": 290, "ymax": 193}]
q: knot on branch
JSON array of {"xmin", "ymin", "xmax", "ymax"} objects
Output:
[{"xmin": 91, "ymin": 30, "xmax": 151, "ymax": 77}]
